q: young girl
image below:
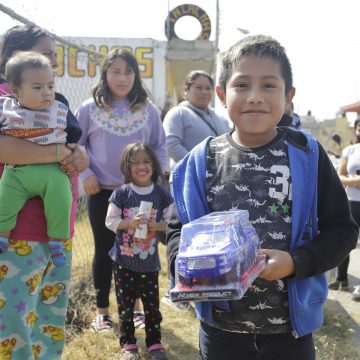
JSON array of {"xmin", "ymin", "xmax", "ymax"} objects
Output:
[
  {"xmin": 105, "ymin": 142, "xmax": 173, "ymax": 360},
  {"xmin": 76, "ymin": 48, "xmax": 168, "ymax": 332}
]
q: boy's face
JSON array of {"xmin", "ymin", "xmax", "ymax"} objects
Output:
[
  {"xmin": 12, "ymin": 67, "xmax": 55, "ymax": 110},
  {"xmin": 216, "ymin": 56, "xmax": 295, "ymax": 147}
]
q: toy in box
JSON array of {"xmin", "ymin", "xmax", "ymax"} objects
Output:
[{"xmin": 170, "ymin": 210, "xmax": 267, "ymax": 302}]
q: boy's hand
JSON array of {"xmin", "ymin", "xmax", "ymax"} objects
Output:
[
  {"xmin": 258, "ymin": 249, "xmax": 295, "ymax": 280},
  {"xmin": 148, "ymin": 221, "xmax": 166, "ymax": 232}
]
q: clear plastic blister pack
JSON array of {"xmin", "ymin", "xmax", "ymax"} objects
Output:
[{"xmin": 170, "ymin": 211, "xmax": 267, "ymax": 302}]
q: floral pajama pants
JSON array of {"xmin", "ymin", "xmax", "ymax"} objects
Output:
[{"xmin": 0, "ymin": 239, "xmax": 72, "ymax": 360}]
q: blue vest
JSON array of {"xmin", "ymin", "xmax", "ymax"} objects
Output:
[{"xmin": 172, "ymin": 130, "xmax": 327, "ymax": 337}]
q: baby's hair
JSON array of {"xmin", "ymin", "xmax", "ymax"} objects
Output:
[
  {"xmin": 120, "ymin": 142, "xmax": 162, "ymax": 184},
  {"xmin": 92, "ymin": 48, "xmax": 148, "ymax": 111},
  {"xmin": 217, "ymin": 34, "xmax": 293, "ymax": 95},
  {"xmin": 5, "ymin": 51, "xmax": 52, "ymax": 87},
  {"xmin": 0, "ymin": 25, "xmax": 50, "ymax": 82},
  {"xmin": 183, "ymin": 70, "xmax": 214, "ymax": 90}
]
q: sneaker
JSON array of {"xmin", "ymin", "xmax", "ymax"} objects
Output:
[
  {"xmin": 161, "ymin": 292, "xmax": 191, "ymax": 311},
  {"xmin": 352, "ymin": 284, "xmax": 360, "ymax": 301},
  {"xmin": 91, "ymin": 314, "xmax": 115, "ymax": 332},
  {"xmin": 328, "ymin": 280, "xmax": 349, "ymax": 291},
  {"xmin": 122, "ymin": 344, "xmax": 139, "ymax": 360},
  {"xmin": 133, "ymin": 311, "xmax": 145, "ymax": 329},
  {"xmin": 148, "ymin": 344, "xmax": 168, "ymax": 360}
]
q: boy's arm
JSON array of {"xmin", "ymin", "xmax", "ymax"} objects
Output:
[
  {"xmin": 166, "ymin": 216, "xmax": 182, "ymax": 278},
  {"xmin": 291, "ymin": 143, "xmax": 359, "ymax": 278}
]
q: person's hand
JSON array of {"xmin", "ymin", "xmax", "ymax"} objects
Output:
[
  {"xmin": 128, "ymin": 213, "xmax": 145, "ymax": 230},
  {"xmin": 148, "ymin": 221, "xmax": 166, "ymax": 232},
  {"xmin": 351, "ymin": 176, "xmax": 360, "ymax": 189},
  {"xmin": 59, "ymin": 145, "xmax": 72, "ymax": 162},
  {"xmin": 258, "ymin": 249, "xmax": 295, "ymax": 281},
  {"xmin": 60, "ymin": 144, "xmax": 89, "ymax": 175},
  {"xmin": 82, "ymin": 174, "xmax": 101, "ymax": 195}
]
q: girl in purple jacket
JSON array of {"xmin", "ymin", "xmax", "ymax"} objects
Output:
[{"xmin": 75, "ymin": 48, "xmax": 168, "ymax": 333}]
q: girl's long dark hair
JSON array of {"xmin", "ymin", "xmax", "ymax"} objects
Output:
[
  {"xmin": 120, "ymin": 142, "xmax": 162, "ymax": 184},
  {"xmin": 0, "ymin": 25, "xmax": 50, "ymax": 83},
  {"xmin": 92, "ymin": 48, "xmax": 148, "ymax": 111}
]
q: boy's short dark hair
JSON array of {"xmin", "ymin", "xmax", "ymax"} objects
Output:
[
  {"xmin": 217, "ymin": 35, "xmax": 293, "ymax": 95},
  {"xmin": 5, "ymin": 51, "xmax": 52, "ymax": 87}
]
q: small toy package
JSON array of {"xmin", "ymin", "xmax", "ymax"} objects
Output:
[{"xmin": 170, "ymin": 210, "xmax": 267, "ymax": 302}]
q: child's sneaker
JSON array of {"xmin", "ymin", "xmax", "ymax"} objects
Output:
[
  {"xmin": 91, "ymin": 314, "xmax": 115, "ymax": 332},
  {"xmin": 121, "ymin": 344, "xmax": 139, "ymax": 360},
  {"xmin": 352, "ymin": 284, "xmax": 360, "ymax": 301},
  {"xmin": 49, "ymin": 240, "xmax": 67, "ymax": 266},
  {"xmin": 148, "ymin": 344, "xmax": 168, "ymax": 360},
  {"xmin": 133, "ymin": 311, "xmax": 145, "ymax": 329}
]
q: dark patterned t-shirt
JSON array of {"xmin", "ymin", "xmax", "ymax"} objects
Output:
[{"xmin": 205, "ymin": 132, "xmax": 293, "ymax": 334}]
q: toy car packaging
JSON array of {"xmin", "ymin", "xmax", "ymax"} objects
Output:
[{"xmin": 170, "ymin": 210, "xmax": 267, "ymax": 302}]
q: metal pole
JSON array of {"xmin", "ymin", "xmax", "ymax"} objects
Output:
[{"xmin": 215, "ymin": 0, "xmax": 220, "ymax": 51}]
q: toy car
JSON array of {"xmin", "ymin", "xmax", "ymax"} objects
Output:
[
  {"xmin": 172, "ymin": 211, "xmax": 266, "ymax": 301},
  {"xmin": 177, "ymin": 225, "xmax": 258, "ymax": 287}
]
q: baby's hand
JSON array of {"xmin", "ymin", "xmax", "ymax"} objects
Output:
[{"xmin": 258, "ymin": 249, "xmax": 295, "ymax": 280}]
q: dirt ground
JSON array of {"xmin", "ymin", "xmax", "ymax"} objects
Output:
[{"xmin": 326, "ymin": 239, "xmax": 360, "ymax": 346}]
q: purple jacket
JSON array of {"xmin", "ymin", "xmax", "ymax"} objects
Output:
[{"xmin": 76, "ymin": 98, "xmax": 168, "ymax": 190}]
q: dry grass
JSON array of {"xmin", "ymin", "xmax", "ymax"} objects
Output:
[{"xmin": 63, "ymin": 217, "xmax": 360, "ymax": 360}]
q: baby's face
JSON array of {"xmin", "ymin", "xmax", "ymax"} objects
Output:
[{"xmin": 14, "ymin": 67, "xmax": 55, "ymax": 110}]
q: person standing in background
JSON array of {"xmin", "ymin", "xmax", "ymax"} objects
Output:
[
  {"xmin": 76, "ymin": 48, "xmax": 168, "ymax": 332},
  {"xmin": 329, "ymin": 118, "xmax": 360, "ymax": 301},
  {"xmin": 163, "ymin": 70, "xmax": 230, "ymax": 172},
  {"xmin": 0, "ymin": 24, "xmax": 88, "ymax": 360},
  {"xmin": 162, "ymin": 70, "xmax": 230, "ymax": 310}
]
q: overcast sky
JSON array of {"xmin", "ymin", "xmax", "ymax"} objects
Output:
[{"xmin": 1, "ymin": 0, "xmax": 360, "ymax": 121}]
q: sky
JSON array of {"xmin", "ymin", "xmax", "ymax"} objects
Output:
[{"xmin": 1, "ymin": 0, "xmax": 360, "ymax": 122}]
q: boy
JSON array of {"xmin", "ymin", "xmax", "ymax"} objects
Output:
[
  {"xmin": 0, "ymin": 51, "xmax": 81, "ymax": 266},
  {"xmin": 167, "ymin": 35, "xmax": 358, "ymax": 359}
]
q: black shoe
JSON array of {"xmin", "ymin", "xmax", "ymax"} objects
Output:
[{"xmin": 328, "ymin": 280, "xmax": 349, "ymax": 291}]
